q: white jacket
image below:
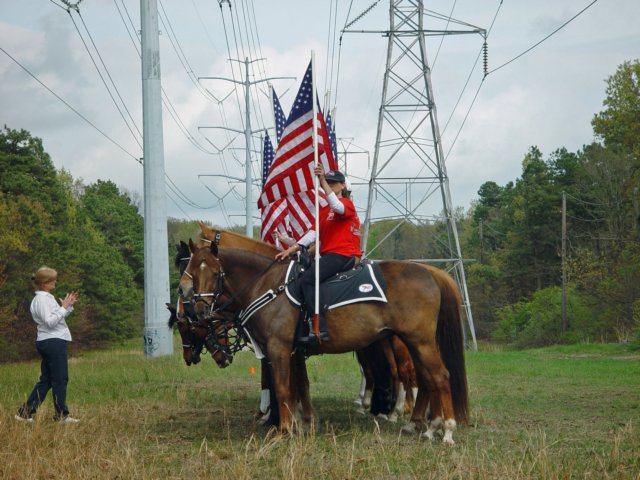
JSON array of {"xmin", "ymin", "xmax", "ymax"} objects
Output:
[{"xmin": 30, "ymin": 291, "xmax": 73, "ymax": 341}]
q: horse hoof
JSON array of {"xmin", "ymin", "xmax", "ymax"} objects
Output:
[
  {"xmin": 400, "ymin": 422, "xmax": 417, "ymax": 434},
  {"xmin": 421, "ymin": 430, "xmax": 436, "ymax": 441},
  {"xmin": 386, "ymin": 413, "xmax": 398, "ymax": 423}
]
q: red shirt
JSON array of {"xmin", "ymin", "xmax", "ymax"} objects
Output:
[{"xmin": 316, "ymin": 197, "xmax": 362, "ymax": 257}]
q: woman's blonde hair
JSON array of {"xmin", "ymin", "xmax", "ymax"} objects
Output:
[{"xmin": 32, "ymin": 267, "xmax": 57, "ymax": 289}]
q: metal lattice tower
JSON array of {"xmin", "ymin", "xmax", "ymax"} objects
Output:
[{"xmin": 360, "ymin": 0, "xmax": 478, "ymax": 349}]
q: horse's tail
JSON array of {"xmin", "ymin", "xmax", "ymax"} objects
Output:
[{"xmin": 425, "ymin": 266, "xmax": 469, "ymax": 424}]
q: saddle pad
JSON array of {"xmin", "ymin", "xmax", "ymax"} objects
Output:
[{"xmin": 285, "ymin": 260, "xmax": 387, "ymax": 310}]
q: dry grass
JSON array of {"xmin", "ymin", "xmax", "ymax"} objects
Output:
[{"xmin": 1, "ymin": 339, "xmax": 639, "ymax": 479}]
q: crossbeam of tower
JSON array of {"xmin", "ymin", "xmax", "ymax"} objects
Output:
[
  {"xmin": 347, "ymin": 0, "xmax": 482, "ymax": 350},
  {"xmin": 199, "ymin": 58, "xmax": 294, "ymax": 237}
]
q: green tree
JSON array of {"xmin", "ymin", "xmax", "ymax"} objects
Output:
[
  {"xmin": 591, "ymin": 59, "xmax": 640, "ymax": 160},
  {"xmin": 79, "ymin": 180, "xmax": 145, "ymax": 287}
]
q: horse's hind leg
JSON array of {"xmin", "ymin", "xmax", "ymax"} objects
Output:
[
  {"xmin": 401, "ymin": 341, "xmax": 456, "ymax": 444},
  {"xmin": 414, "ymin": 346, "xmax": 456, "ymax": 444}
]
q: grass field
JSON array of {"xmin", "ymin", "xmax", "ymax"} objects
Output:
[{"xmin": 1, "ymin": 338, "xmax": 638, "ymax": 479}]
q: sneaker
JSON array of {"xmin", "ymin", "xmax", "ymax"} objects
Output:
[
  {"xmin": 60, "ymin": 416, "xmax": 80, "ymax": 423},
  {"xmin": 15, "ymin": 414, "xmax": 33, "ymax": 423}
]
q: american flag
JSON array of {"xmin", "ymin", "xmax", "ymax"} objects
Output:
[
  {"xmin": 260, "ymin": 131, "xmax": 288, "ymax": 243},
  {"xmin": 326, "ymin": 111, "xmax": 338, "ymax": 165},
  {"xmin": 260, "ymin": 197, "xmax": 289, "ymax": 243},
  {"xmin": 287, "ymin": 190, "xmax": 328, "ymax": 240},
  {"xmin": 262, "ymin": 131, "xmax": 275, "ymax": 186},
  {"xmin": 272, "ymin": 88, "xmax": 286, "ymax": 144},
  {"xmin": 257, "ymin": 61, "xmax": 337, "ymax": 211}
]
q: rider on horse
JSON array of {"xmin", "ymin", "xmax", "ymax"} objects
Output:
[{"xmin": 275, "ymin": 165, "xmax": 362, "ymax": 345}]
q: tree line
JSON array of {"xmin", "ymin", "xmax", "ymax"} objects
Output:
[{"xmin": 1, "ymin": 60, "xmax": 638, "ymax": 362}]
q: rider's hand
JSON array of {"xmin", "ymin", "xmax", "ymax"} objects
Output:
[{"xmin": 275, "ymin": 244, "xmax": 298, "ymax": 262}]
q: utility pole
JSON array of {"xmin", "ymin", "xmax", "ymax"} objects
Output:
[
  {"xmin": 199, "ymin": 59, "xmax": 293, "ymax": 238},
  {"xmin": 346, "ymin": 0, "xmax": 483, "ymax": 350},
  {"xmin": 140, "ymin": 0, "xmax": 172, "ymax": 357},
  {"xmin": 561, "ymin": 191, "xmax": 567, "ymax": 332}
]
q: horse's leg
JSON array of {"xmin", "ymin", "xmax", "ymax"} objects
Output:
[
  {"xmin": 355, "ymin": 349, "xmax": 374, "ymax": 414},
  {"xmin": 291, "ymin": 351, "xmax": 314, "ymax": 425},
  {"xmin": 256, "ymin": 358, "xmax": 272, "ymax": 425},
  {"xmin": 381, "ymin": 338, "xmax": 402, "ymax": 422},
  {"xmin": 391, "ymin": 336, "xmax": 417, "ymax": 414},
  {"xmin": 412, "ymin": 345, "xmax": 456, "ymax": 444},
  {"xmin": 354, "ymin": 355, "xmax": 366, "ymax": 406},
  {"xmin": 267, "ymin": 348, "xmax": 294, "ymax": 432}
]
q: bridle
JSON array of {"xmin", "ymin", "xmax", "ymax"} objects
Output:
[{"xmin": 182, "ymin": 243, "xmax": 290, "ymax": 362}]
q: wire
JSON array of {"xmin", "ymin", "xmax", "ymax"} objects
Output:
[
  {"xmin": 68, "ymin": 10, "xmax": 143, "ymax": 149},
  {"xmin": 443, "ymin": 0, "xmax": 504, "ymax": 160},
  {"xmin": 564, "ymin": 191, "xmax": 607, "ymax": 207},
  {"xmin": 430, "ymin": 0, "xmax": 457, "ymax": 70},
  {"xmin": 48, "ymin": 0, "xmax": 68, "ymax": 12},
  {"xmin": 0, "ymin": 47, "xmax": 141, "ymax": 163},
  {"xmin": 114, "ymin": 0, "xmax": 217, "ymax": 156},
  {"xmin": 487, "ymin": 0, "xmax": 599, "ymax": 76},
  {"xmin": 158, "ymin": 0, "xmax": 217, "ymax": 102}
]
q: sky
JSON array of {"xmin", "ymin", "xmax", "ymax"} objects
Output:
[{"xmin": 1, "ymin": 0, "xmax": 639, "ymax": 230}]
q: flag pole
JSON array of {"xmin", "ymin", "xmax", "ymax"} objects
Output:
[{"xmin": 311, "ymin": 51, "xmax": 321, "ymax": 339}]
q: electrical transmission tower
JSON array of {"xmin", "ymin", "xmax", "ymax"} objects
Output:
[
  {"xmin": 199, "ymin": 58, "xmax": 294, "ymax": 237},
  {"xmin": 357, "ymin": 0, "xmax": 484, "ymax": 350}
]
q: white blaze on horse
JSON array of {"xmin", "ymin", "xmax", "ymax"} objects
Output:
[{"xmin": 179, "ymin": 230, "xmax": 469, "ymax": 444}]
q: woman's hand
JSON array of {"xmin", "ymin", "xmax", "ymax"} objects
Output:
[
  {"xmin": 314, "ymin": 164, "xmax": 331, "ymax": 194},
  {"xmin": 275, "ymin": 244, "xmax": 298, "ymax": 262},
  {"xmin": 61, "ymin": 291, "xmax": 79, "ymax": 309}
]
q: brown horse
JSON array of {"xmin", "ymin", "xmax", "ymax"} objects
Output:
[
  {"xmin": 180, "ymin": 238, "xmax": 469, "ymax": 444},
  {"xmin": 177, "ymin": 225, "xmax": 313, "ymax": 425}
]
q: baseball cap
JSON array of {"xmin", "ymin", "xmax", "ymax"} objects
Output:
[{"xmin": 325, "ymin": 170, "xmax": 346, "ymax": 183}]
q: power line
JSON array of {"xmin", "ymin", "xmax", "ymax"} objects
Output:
[
  {"xmin": 443, "ymin": 0, "xmax": 504, "ymax": 160},
  {"xmin": 114, "ymin": 0, "xmax": 218, "ymax": 156},
  {"xmin": 71, "ymin": 9, "xmax": 143, "ymax": 145},
  {"xmin": 0, "ymin": 46, "xmax": 141, "ymax": 163},
  {"xmin": 487, "ymin": 0, "xmax": 599, "ymax": 76}
]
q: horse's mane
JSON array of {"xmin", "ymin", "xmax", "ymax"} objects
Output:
[{"xmin": 198, "ymin": 222, "xmax": 279, "ymax": 257}]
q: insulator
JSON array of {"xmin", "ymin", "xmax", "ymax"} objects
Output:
[{"xmin": 483, "ymin": 41, "xmax": 488, "ymax": 78}]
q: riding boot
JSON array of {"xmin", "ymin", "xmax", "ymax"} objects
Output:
[
  {"xmin": 297, "ymin": 308, "xmax": 330, "ymax": 345},
  {"xmin": 294, "ymin": 309, "xmax": 310, "ymax": 346}
]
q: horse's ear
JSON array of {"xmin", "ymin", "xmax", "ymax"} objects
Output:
[
  {"xmin": 180, "ymin": 240, "xmax": 189, "ymax": 253},
  {"xmin": 210, "ymin": 241, "xmax": 218, "ymax": 256},
  {"xmin": 198, "ymin": 221, "xmax": 210, "ymax": 235},
  {"xmin": 188, "ymin": 238, "xmax": 196, "ymax": 253}
]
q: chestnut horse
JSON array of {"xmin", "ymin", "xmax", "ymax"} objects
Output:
[{"xmin": 180, "ymin": 239, "xmax": 469, "ymax": 444}]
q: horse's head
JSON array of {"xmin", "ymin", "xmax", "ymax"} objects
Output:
[
  {"xmin": 179, "ymin": 239, "xmax": 221, "ymax": 319},
  {"xmin": 201, "ymin": 311, "xmax": 235, "ymax": 368},
  {"xmin": 177, "ymin": 240, "xmax": 238, "ymax": 368},
  {"xmin": 167, "ymin": 301, "xmax": 204, "ymax": 366}
]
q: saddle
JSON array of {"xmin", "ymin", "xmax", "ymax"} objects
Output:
[{"xmin": 285, "ymin": 259, "xmax": 387, "ymax": 311}]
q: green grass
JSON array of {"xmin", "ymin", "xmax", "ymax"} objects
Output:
[{"xmin": 1, "ymin": 338, "xmax": 639, "ymax": 479}]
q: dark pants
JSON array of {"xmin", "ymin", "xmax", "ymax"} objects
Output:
[
  {"xmin": 18, "ymin": 338, "xmax": 70, "ymax": 419},
  {"xmin": 301, "ymin": 253, "xmax": 354, "ymax": 318}
]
